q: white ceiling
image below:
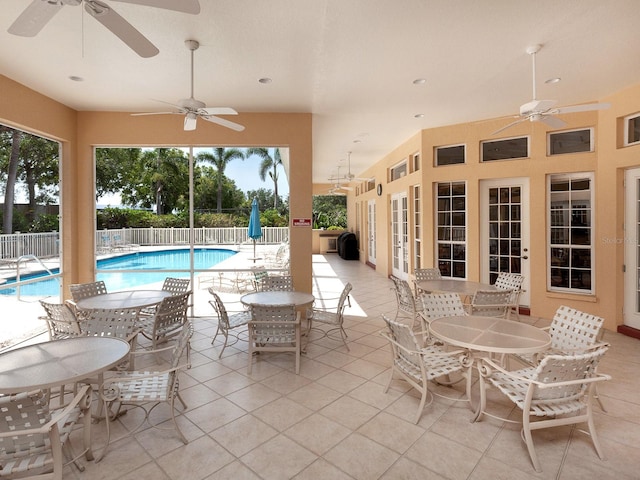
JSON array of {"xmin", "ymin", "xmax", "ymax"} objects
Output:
[{"xmin": 2, "ymin": 0, "xmax": 640, "ymax": 183}]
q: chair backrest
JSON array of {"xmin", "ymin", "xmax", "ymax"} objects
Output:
[
  {"xmin": 39, "ymin": 299, "xmax": 82, "ymax": 339},
  {"xmin": 493, "ymin": 272, "xmax": 524, "ymax": 305},
  {"xmin": 530, "ymin": 346, "xmax": 608, "ymax": 403},
  {"xmin": 81, "ymin": 307, "xmax": 140, "ymax": 340},
  {"xmin": 154, "ymin": 292, "xmax": 190, "ymax": 333},
  {"xmin": 337, "ymin": 282, "xmax": 353, "ymax": 316},
  {"xmin": 469, "ymin": 289, "xmax": 512, "ymax": 317},
  {"xmin": 261, "ymin": 275, "xmax": 293, "ymax": 292},
  {"xmin": 381, "ymin": 314, "xmax": 423, "ymax": 372},
  {"xmin": 420, "ymin": 292, "xmax": 466, "ymax": 321},
  {"xmin": 0, "ymin": 389, "xmax": 50, "ymax": 456},
  {"xmin": 162, "ymin": 277, "xmax": 191, "ymax": 294},
  {"xmin": 250, "ymin": 303, "xmax": 298, "ymax": 343},
  {"xmin": 69, "ymin": 280, "xmax": 107, "ymax": 301},
  {"xmin": 548, "ymin": 305, "xmax": 604, "ymax": 352},
  {"xmin": 252, "ymin": 266, "xmax": 269, "ymax": 290},
  {"xmin": 414, "ymin": 268, "xmax": 442, "ymax": 282},
  {"xmin": 208, "ymin": 288, "xmax": 230, "ymax": 329},
  {"xmin": 390, "ymin": 275, "xmax": 420, "ymax": 317}
]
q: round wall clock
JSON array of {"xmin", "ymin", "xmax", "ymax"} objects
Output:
[{"xmin": 376, "ymin": 184, "xmax": 382, "ymax": 196}]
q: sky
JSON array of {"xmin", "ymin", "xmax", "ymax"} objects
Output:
[{"xmin": 97, "ymin": 147, "xmax": 289, "ymax": 207}]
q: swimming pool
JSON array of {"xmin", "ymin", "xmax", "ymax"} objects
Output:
[{"xmin": 0, "ymin": 248, "xmax": 236, "ymax": 296}]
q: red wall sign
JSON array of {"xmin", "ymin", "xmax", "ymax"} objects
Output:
[{"xmin": 292, "ymin": 218, "xmax": 312, "ymax": 227}]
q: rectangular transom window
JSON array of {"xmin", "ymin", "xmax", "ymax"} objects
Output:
[
  {"xmin": 624, "ymin": 112, "xmax": 640, "ymax": 146},
  {"xmin": 481, "ymin": 137, "xmax": 528, "ymax": 162},
  {"xmin": 435, "ymin": 144, "xmax": 465, "ymax": 166},
  {"xmin": 389, "ymin": 161, "xmax": 407, "ymax": 182},
  {"xmin": 548, "ymin": 173, "xmax": 594, "ymax": 293},
  {"xmin": 548, "ymin": 128, "xmax": 593, "ymax": 155},
  {"xmin": 436, "ymin": 181, "xmax": 466, "ymax": 278}
]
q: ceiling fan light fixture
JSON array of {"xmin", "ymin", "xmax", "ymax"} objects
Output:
[
  {"xmin": 414, "ymin": 113, "xmax": 424, "ymax": 118},
  {"xmin": 545, "ymin": 77, "xmax": 561, "ymax": 84},
  {"xmin": 413, "ymin": 78, "xmax": 427, "ymax": 85}
]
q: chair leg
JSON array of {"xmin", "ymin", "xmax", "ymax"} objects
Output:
[{"xmin": 522, "ymin": 415, "xmax": 542, "ymax": 473}]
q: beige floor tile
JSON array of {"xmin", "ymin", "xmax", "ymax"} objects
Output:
[
  {"xmin": 406, "ymin": 431, "xmax": 483, "ymax": 480},
  {"xmin": 210, "ymin": 414, "xmax": 278, "ymax": 457},
  {"xmin": 293, "ymin": 458, "xmax": 355, "ymax": 480},
  {"xmin": 252, "ymin": 396, "xmax": 313, "ymax": 431},
  {"xmin": 315, "ymin": 369, "xmax": 367, "ymax": 393},
  {"xmin": 319, "ymin": 395, "xmax": 380, "ymax": 430},
  {"xmin": 156, "ymin": 436, "xmax": 235, "ymax": 479},
  {"xmin": 324, "ymin": 432, "xmax": 400, "ymax": 480},
  {"xmin": 284, "ymin": 413, "xmax": 351, "ymax": 455},
  {"xmin": 358, "ymin": 411, "xmax": 425, "ymax": 454},
  {"xmin": 240, "ymin": 434, "xmax": 317, "ymax": 480},
  {"xmin": 285, "ymin": 382, "xmax": 344, "ymax": 410},
  {"xmin": 225, "ymin": 383, "xmax": 282, "ymax": 412}
]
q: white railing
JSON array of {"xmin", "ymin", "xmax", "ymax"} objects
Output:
[
  {"xmin": 0, "ymin": 227, "xmax": 289, "ymax": 262},
  {"xmin": 0, "ymin": 232, "xmax": 59, "ymax": 260}
]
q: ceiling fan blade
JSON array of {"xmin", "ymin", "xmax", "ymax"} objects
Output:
[
  {"xmin": 491, "ymin": 117, "xmax": 528, "ymax": 136},
  {"xmin": 184, "ymin": 114, "xmax": 197, "ymax": 131},
  {"xmin": 538, "ymin": 115, "xmax": 567, "ymax": 129},
  {"xmin": 552, "ymin": 102, "xmax": 611, "ymax": 115},
  {"xmin": 339, "ymin": 186, "xmax": 354, "ymax": 191},
  {"xmin": 201, "ymin": 115, "xmax": 246, "ymax": 132},
  {"xmin": 8, "ymin": 0, "xmax": 63, "ymax": 37},
  {"xmin": 199, "ymin": 107, "xmax": 238, "ymax": 116},
  {"xmin": 85, "ymin": 1, "xmax": 159, "ymax": 57},
  {"xmin": 110, "ymin": 0, "xmax": 200, "ymax": 14}
]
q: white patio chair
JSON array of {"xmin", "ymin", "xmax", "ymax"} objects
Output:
[
  {"xmin": 477, "ymin": 346, "xmax": 611, "ymax": 473},
  {"xmin": 380, "ymin": 315, "xmax": 466, "ymax": 423},
  {"xmin": 413, "ymin": 267, "xmax": 442, "ymax": 295},
  {"xmin": 261, "ymin": 274, "xmax": 293, "ymax": 292},
  {"xmin": 100, "ymin": 322, "xmax": 193, "ymax": 461},
  {"xmin": 390, "ymin": 275, "xmax": 423, "ymax": 331},
  {"xmin": 511, "ymin": 305, "xmax": 607, "ymax": 410},
  {"xmin": 306, "ymin": 282, "xmax": 352, "ymax": 350},
  {"xmin": 208, "ymin": 287, "xmax": 251, "ymax": 358},
  {"xmin": 493, "ymin": 272, "xmax": 525, "ymax": 319},
  {"xmin": 140, "ymin": 292, "xmax": 190, "ymax": 356},
  {"xmin": 68, "ymin": 280, "xmax": 108, "ymax": 320},
  {"xmin": 248, "ymin": 303, "xmax": 301, "ymax": 374},
  {"xmin": 39, "ymin": 299, "xmax": 82, "ymax": 340},
  {"xmin": 419, "ymin": 292, "xmax": 467, "ymax": 342},
  {"xmin": 0, "ymin": 385, "xmax": 94, "ymax": 480},
  {"xmin": 81, "ymin": 307, "xmax": 141, "ymax": 370},
  {"xmin": 467, "ymin": 289, "xmax": 512, "ymax": 318}
]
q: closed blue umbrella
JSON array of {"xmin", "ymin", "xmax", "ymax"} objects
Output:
[{"xmin": 248, "ymin": 197, "xmax": 262, "ymax": 261}]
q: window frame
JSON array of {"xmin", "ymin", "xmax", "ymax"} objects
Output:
[
  {"xmin": 481, "ymin": 136, "xmax": 529, "ymax": 162},
  {"xmin": 435, "ymin": 181, "xmax": 467, "ymax": 279},
  {"xmin": 389, "ymin": 160, "xmax": 408, "ymax": 182},
  {"xmin": 434, "ymin": 143, "xmax": 466, "ymax": 166},
  {"xmin": 547, "ymin": 172, "xmax": 595, "ymax": 295},
  {"xmin": 547, "ymin": 128, "xmax": 594, "ymax": 156},
  {"xmin": 623, "ymin": 112, "xmax": 640, "ymax": 147}
]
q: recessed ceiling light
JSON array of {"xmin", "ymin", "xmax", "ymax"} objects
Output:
[
  {"xmin": 413, "ymin": 78, "xmax": 426, "ymax": 85},
  {"xmin": 414, "ymin": 113, "xmax": 424, "ymax": 118},
  {"xmin": 258, "ymin": 77, "xmax": 272, "ymax": 84},
  {"xmin": 353, "ymin": 139, "xmax": 362, "ymax": 144},
  {"xmin": 545, "ymin": 77, "xmax": 561, "ymax": 84},
  {"xmin": 69, "ymin": 75, "xmax": 84, "ymax": 82}
]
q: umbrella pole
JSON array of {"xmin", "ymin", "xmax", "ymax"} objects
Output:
[{"xmin": 253, "ymin": 239, "xmax": 256, "ymax": 263}]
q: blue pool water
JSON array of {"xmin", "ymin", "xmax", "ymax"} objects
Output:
[{"xmin": 0, "ymin": 248, "xmax": 236, "ymax": 296}]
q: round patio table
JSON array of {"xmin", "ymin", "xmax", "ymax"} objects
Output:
[
  {"xmin": 240, "ymin": 291, "xmax": 315, "ymax": 308},
  {"xmin": 0, "ymin": 336, "xmax": 130, "ymax": 394},
  {"xmin": 416, "ymin": 279, "xmax": 499, "ymax": 297},
  {"xmin": 429, "ymin": 315, "xmax": 551, "ymax": 420},
  {"xmin": 76, "ymin": 289, "xmax": 172, "ymax": 310}
]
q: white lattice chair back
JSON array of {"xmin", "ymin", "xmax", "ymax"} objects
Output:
[
  {"xmin": 162, "ymin": 277, "xmax": 191, "ymax": 294},
  {"xmin": 414, "ymin": 268, "xmax": 442, "ymax": 282},
  {"xmin": 391, "ymin": 276, "xmax": 421, "ymax": 318},
  {"xmin": 420, "ymin": 292, "xmax": 466, "ymax": 321},
  {"xmin": 69, "ymin": 280, "xmax": 108, "ymax": 301},
  {"xmin": 469, "ymin": 289, "xmax": 512, "ymax": 317},
  {"xmin": 261, "ymin": 275, "xmax": 293, "ymax": 291},
  {"xmin": 549, "ymin": 305, "xmax": 604, "ymax": 351}
]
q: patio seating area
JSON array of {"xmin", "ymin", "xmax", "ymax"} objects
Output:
[{"xmin": 29, "ymin": 253, "xmax": 636, "ymax": 480}]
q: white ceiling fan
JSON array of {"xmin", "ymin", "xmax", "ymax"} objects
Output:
[
  {"xmin": 327, "ymin": 166, "xmax": 354, "ymax": 194},
  {"xmin": 492, "ymin": 44, "xmax": 610, "ymax": 135},
  {"xmin": 7, "ymin": 0, "xmax": 200, "ymax": 58},
  {"xmin": 132, "ymin": 39, "xmax": 245, "ymax": 132}
]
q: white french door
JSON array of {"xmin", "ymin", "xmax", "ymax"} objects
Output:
[
  {"xmin": 624, "ymin": 168, "xmax": 640, "ymax": 329},
  {"xmin": 480, "ymin": 178, "xmax": 531, "ymax": 307},
  {"xmin": 367, "ymin": 199, "xmax": 376, "ymax": 265},
  {"xmin": 391, "ymin": 192, "xmax": 409, "ymax": 279}
]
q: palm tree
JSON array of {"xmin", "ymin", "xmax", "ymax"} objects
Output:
[
  {"xmin": 196, "ymin": 148, "xmax": 245, "ymax": 212},
  {"xmin": 246, "ymin": 147, "xmax": 283, "ymax": 209}
]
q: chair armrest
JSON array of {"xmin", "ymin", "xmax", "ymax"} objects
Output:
[
  {"xmin": 533, "ymin": 372, "xmax": 612, "ymax": 389},
  {"xmin": 101, "ymin": 364, "xmax": 189, "ymax": 400}
]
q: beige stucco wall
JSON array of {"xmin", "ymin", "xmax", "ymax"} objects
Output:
[
  {"xmin": 343, "ymin": 85, "xmax": 640, "ymax": 331},
  {"xmin": 0, "ymin": 75, "xmax": 313, "ymax": 296}
]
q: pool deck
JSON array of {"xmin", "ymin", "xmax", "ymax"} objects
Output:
[{"xmin": 0, "ymin": 244, "xmax": 287, "ymax": 351}]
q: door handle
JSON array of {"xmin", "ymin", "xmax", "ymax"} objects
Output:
[{"xmin": 522, "ymin": 255, "xmax": 529, "ymax": 260}]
